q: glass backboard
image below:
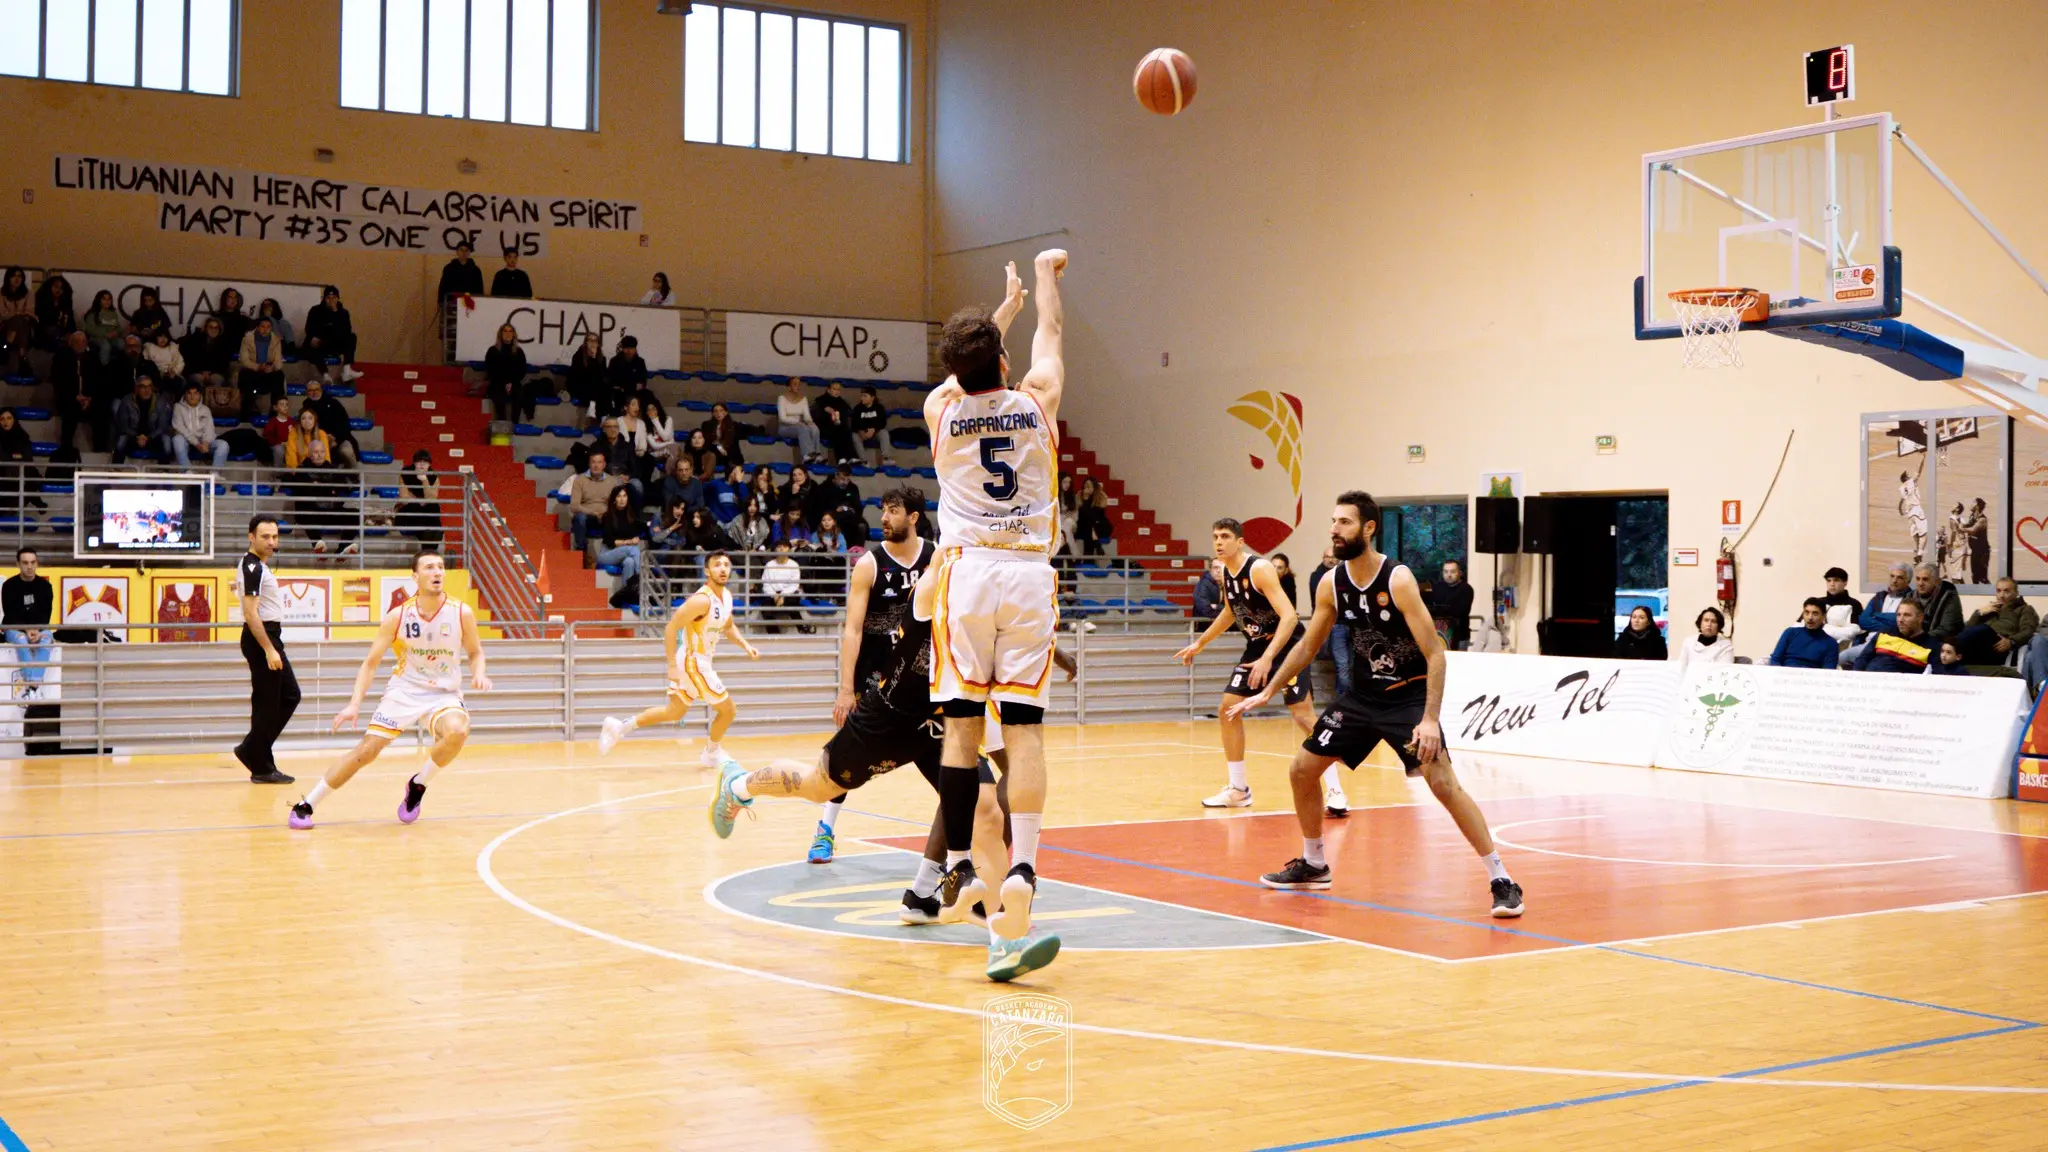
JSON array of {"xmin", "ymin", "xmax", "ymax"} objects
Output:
[{"xmin": 1637, "ymin": 112, "xmax": 1898, "ymax": 339}]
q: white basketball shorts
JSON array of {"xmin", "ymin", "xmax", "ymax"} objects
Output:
[
  {"xmin": 368, "ymin": 680, "xmax": 466, "ymax": 739},
  {"xmin": 668, "ymin": 652, "xmax": 730, "ymax": 705},
  {"xmin": 930, "ymin": 549, "xmax": 1059, "ymax": 708}
]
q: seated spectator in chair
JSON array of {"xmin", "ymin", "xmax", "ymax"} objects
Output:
[
  {"xmin": 569, "ymin": 451, "xmax": 623, "ymax": 552},
  {"xmin": 771, "ymin": 506, "xmax": 814, "ymax": 550},
  {"xmin": 686, "ymin": 505, "xmax": 735, "ymax": 553},
  {"xmin": 143, "ymin": 330, "xmax": 186, "ymax": 393},
  {"xmin": 709, "ymin": 462, "xmax": 746, "ymax": 525},
  {"xmin": 649, "ymin": 500, "xmax": 692, "ymax": 553},
  {"xmin": 1818, "ymin": 566, "xmax": 1864, "ymax": 625},
  {"xmin": 205, "ymin": 287, "xmax": 250, "ymax": 351},
  {"xmin": 491, "ymin": 249, "xmax": 533, "ymax": 299},
  {"xmin": 814, "ymin": 380, "xmax": 858, "ymax": 465},
  {"xmin": 640, "ymin": 272, "xmax": 675, "ymax": 307},
  {"xmin": 1613, "ymin": 605, "xmax": 1668, "ymax": 660},
  {"xmin": 593, "ymin": 486, "xmax": 647, "ymax": 586},
  {"xmin": 760, "ymin": 540, "xmax": 805, "ymax": 633},
  {"xmin": 639, "ymin": 398, "xmax": 677, "ymax": 478},
  {"xmin": 79, "ymin": 290, "xmax": 123, "ymax": 364},
  {"xmin": 289, "ymin": 438, "xmax": 358, "ymax": 554},
  {"xmin": 606, "ymin": 336, "xmax": 648, "ymax": 408},
  {"xmin": 262, "ymin": 396, "xmax": 295, "ymax": 466},
  {"xmin": 567, "ymin": 333, "xmax": 610, "ymax": 427},
  {"xmin": 1907, "ymin": 561, "xmax": 1965, "ymax": 646},
  {"xmin": 1932, "ymin": 638, "xmax": 1971, "ymax": 676},
  {"xmin": 283, "ymin": 407, "xmax": 334, "ymax": 469},
  {"xmin": 302, "ymin": 287, "xmax": 360, "ymax": 382},
  {"xmin": 1848, "ymin": 562, "xmax": 1915, "ymax": 666},
  {"xmin": 812, "ymin": 464, "xmax": 864, "ymax": 533},
  {"xmin": 729, "ymin": 496, "xmax": 772, "ymax": 551},
  {"xmin": 301, "ymin": 377, "xmax": 360, "ymax": 466},
  {"xmin": 183, "ymin": 317, "xmax": 237, "ymax": 406},
  {"xmin": 107, "ymin": 334, "xmax": 151, "ymax": 396},
  {"xmin": 1429, "ymin": 559, "xmax": 1476, "ymax": 650},
  {"xmin": 749, "ymin": 467, "xmax": 783, "ymax": 518},
  {"xmin": 111, "ymin": 375, "xmax": 173, "ymax": 463},
  {"xmin": 1770, "ymin": 599, "xmax": 1840, "ymax": 668},
  {"xmin": 781, "ymin": 464, "xmax": 819, "ymax": 525},
  {"xmin": 777, "ymin": 378, "xmax": 823, "ymax": 465},
  {"xmin": 253, "ymin": 297, "xmax": 290, "ymax": 353},
  {"xmin": 588, "ymin": 418, "xmax": 642, "ymax": 505},
  {"xmin": 397, "ymin": 449, "xmax": 445, "ymax": 545},
  {"xmin": 238, "ymin": 317, "xmax": 288, "ymax": 414},
  {"xmin": 171, "ymin": 383, "xmax": 229, "ymax": 468},
  {"xmin": 1673, "ymin": 606, "xmax": 1735, "ymax": 669},
  {"xmin": 658, "ymin": 455, "xmax": 705, "ymax": 518},
  {"xmin": 851, "ymin": 386, "xmax": 889, "ymax": 468},
  {"xmin": 1852, "ymin": 599, "xmax": 1933, "ymax": 673},
  {"xmin": 813, "ymin": 511, "xmax": 849, "ymax": 554},
  {"xmin": 1193, "ymin": 559, "xmax": 1224, "ymax": 623},
  {"xmin": 702, "ymin": 403, "xmax": 746, "ymax": 468},
  {"xmin": 33, "ymin": 272, "xmax": 75, "ymax": 350},
  {"xmin": 1078, "ymin": 477, "xmax": 1115, "ymax": 555},
  {"xmin": 126, "ymin": 287, "xmax": 173, "ymax": 345},
  {"xmin": 1955, "ymin": 577, "xmax": 2037, "ymax": 666},
  {"xmin": 0, "ymin": 408, "xmax": 42, "ymax": 503}
]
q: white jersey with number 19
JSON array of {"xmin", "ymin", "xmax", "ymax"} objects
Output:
[{"xmin": 933, "ymin": 388, "xmax": 1059, "ymax": 555}]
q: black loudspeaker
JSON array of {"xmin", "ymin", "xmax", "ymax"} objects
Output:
[
  {"xmin": 1522, "ymin": 496, "xmax": 1559, "ymax": 554},
  {"xmin": 1474, "ymin": 497, "xmax": 1520, "ymax": 554}
]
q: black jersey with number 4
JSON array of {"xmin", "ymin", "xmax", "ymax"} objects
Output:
[
  {"xmin": 1222, "ymin": 554, "xmax": 1285, "ymax": 640},
  {"xmin": 1333, "ymin": 557, "xmax": 1429, "ymax": 697}
]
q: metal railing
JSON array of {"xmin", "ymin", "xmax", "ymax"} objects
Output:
[{"xmin": 0, "ymin": 617, "xmax": 1315, "ymax": 757}]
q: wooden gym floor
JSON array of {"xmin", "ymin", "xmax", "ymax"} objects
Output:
[{"xmin": 5, "ymin": 719, "xmax": 2048, "ymax": 1150}]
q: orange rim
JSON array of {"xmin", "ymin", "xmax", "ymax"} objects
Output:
[{"xmin": 1667, "ymin": 287, "xmax": 1770, "ymax": 323}]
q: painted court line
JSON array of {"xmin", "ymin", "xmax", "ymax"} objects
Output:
[
  {"xmin": 1490, "ymin": 814, "xmax": 1957, "ymax": 871},
  {"xmin": 0, "ymin": 1115, "xmax": 28, "ymax": 1152},
  {"xmin": 478, "ymin": 786, "xmax": 2048, "ymax": 1096}
]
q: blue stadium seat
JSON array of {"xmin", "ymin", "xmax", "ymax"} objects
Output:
[
  {"xmin": 3, "ymin": 375, "xmax": 34, "ymax": 386},
  {"xmin": 547, "ymin": 425, "xmax": 581, "ymax": 438},
  {"xmin": 15, "ymin": 407, "xmax": 49, "ymax": 420},
  {"xmin": 655, "ymin": 369, "xmax": 688, "ymax": 380},
  {"xmin": 850, "ymin": 465, "xmax": 876, "ymax": 478},
  {"xmin": 285, "ymin": 383, "xmax": 305, "ymax": 395},
  {"xmin": 746, "ymin": 435, "xmax": 777, "ymax": 446},
  {"xmin": 327, "ymin": 384, "xmax": 357, "ymax": 398},
  {"xmin": 360, "ymin": 451, "xmax": 393, "ymax": 465},
  {"xmin": 868, "ymin": 526, "xmax": 883, "ymax": 541},
  {"xmin": 39, "ymin": 482, "xmax": 71, "ymax": 494},
  {"xmin": 925, "ymin": 500, "xmax": 939, "ymax": 511},
  {"xmin": 730, "ymin": 373, "xmax": 765, "ymax": 384},
  {"xmin": 47, "ymin": 516, "xmax": 72, "ymax": 529},
  {"xmin": 597, "ymin": 563, "xmax": 622, "ymax": 576},
  {"xmin": 888, "ymin": 428, "xmax": 928, "ymax": 450},
  {"xmin": 31, "ymin": 443, "xmax": 58, "ymax": 458},
  {"xmin": 769, "ymin": 462, "xmax": 793, "ymax": 475},
  {"xmin": 888, "ymin": 408, "xmax": 919, "ymax": 420},
  {"xmin": 882, "ymin": 466, "xmax": 911, "ymax": 478},
  {"xmin": 365, "ymin": 528, "xmax": 390, "ymax": 538},
  {"xmin": 552, "ymin": 491, "xmax": 570, "ymax": 504},
  {"xmin": 348, "ymin": 417, "xmax": 373, "ymax": 431},
  {"xmin": 372, "ymin": 486, "xmax": 400, "ymax": 499},
  {"xmin": 527, "ymin": 455, "xmax": 565, "ymax": 470},
  {"xmin": 513, "ymin": 423, "xmax": 542, "ymax": 437},
  {"xmin": 533, "ymin": 394, "xmax": 562, "ymax": 405},
  {"xmin": 228, "ymin": 452, "xmax": 256, "ymax": 462},
  {"xmin": 213, "ymin": 417, "xmax": 240, "ymax": 429},
  {"xmin": 913, "ymin": 467, "xmax": 936, "ymax": 479},
  {"xmin": 862, "ymin": 496, "xmax": 883, "ymax": 507},
  {"xmin": 681, "ymin": 400, "xmax": 715, "ymax": 413}
]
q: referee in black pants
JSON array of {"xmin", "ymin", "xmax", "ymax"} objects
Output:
[{"xmin": 235, "ymin": 514, "xmax": 298, "ymax": 783}]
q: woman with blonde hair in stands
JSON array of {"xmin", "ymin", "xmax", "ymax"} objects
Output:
[{"xmin": 284, "ymin": 407, "xmax": 334, "ymax": 469}]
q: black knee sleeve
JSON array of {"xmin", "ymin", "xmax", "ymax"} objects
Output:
[
  {"xmin": 938, "ymin": 764, "xmax": 981, "ymax": 854},
  {"xmin": 997, "ymin": 702, "xmax": 1044, "ymax": 726},
  {"xmin": 940, "ymin": 699, "xmax": 986, "ymax": 719}
]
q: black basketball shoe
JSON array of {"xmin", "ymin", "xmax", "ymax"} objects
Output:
[
  {"xmin": 1490, "ymin": 877, "xmax": 1525, "ymax": 918},
  {"xmin": 898, "ymin": 889, "xmax": 940, "ymax": 925},
  {"xmin": 1260, "ymin": 857, "xmax": 1333, "ymax": 890},
  {"xmin": 936, "ymin": 860, "xmax": 985, "ymax": 925}
]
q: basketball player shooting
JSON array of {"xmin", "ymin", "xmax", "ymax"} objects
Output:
[
  {"xmin": 1175, "ymin": 518, "xmax": 1348, "ymax": 816},
  {"xmin": 922, "ymin": 250, "xmax": 1066, "ymax": 981},
  {"xmin": 1225, "ymin": 492, "xmax": 1523, "ymax": 918},
  {"xmin": 288, "ymin": 552, "xmax": 490, "ymax": 829}
]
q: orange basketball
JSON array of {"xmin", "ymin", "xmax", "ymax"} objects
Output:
[{"xmin": 1133, "ymin": 48, "xmax": 1197, "ymax": 116}]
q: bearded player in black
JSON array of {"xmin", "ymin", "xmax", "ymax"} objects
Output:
[{"xmin": 1227, "ymin": 491, "xmax": 1523, "ymax": 917}]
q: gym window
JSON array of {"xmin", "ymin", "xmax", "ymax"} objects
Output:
[
  {"xmin": 339, "ymin": 0, "xmax": 596, "ymax": 130},
  {"xmin": 1381, "ymin": 500, "xmax": 1469, "ymax": 580},
  {"xmin": 0, "ymin": 0, "xmax": 239, "ymax": 96},
  {"xmin": 682, "ymin": 3, "xmax": 905, "ymax": 163}
]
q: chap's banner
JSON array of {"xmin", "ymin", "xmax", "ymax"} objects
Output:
[
  {"xmin": 62, "ymin": 270, "xmax": 324, "ymax": 338},
  {"xmin": 1658, "ymin": 662, "xmax": 2025, "ymax": 798},
  {"xmin": 1443, "ymin": 652, "xmax": 1677, "ymax": 768},
  {"xmin": 454, "ymin": 296, "xmax": 681, "ymax": 373},
  {"xmin": 54, "ymin": 154, "xmax": 638, "ymax": 256},
  {"xmin": 725, "ymin": 312, "xmax": 928, "ymax": 381}
]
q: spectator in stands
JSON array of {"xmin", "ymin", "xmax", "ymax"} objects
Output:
[
  {"xmin": 126, "ymin": 287, "xmax": 173, "ymax": 344},
  {"xmin": 567, "ymin": 332, "xmax": 609, "ymax": 427},
  {"xmin": 1429, "ymin": 559, "xmax": 1475, "ymax": 649},
  {"xmin": 594, "ymin": 486, "xmax": 647, "ymax": 587},
  {"xmin": 851, "ymin": 386, "xmax": 889, "ymax": 468},
  {"xmin": 1673, "ymin": 606, "xmax": 1735, "ymax": 669},
  {"xmin": 79, "ymin": 290, "xmax": 122, "ymax": 364},
  {"xmin": 484, "ymin": 323, "xmax": 528, "ymax": 425},
  {"xmin": 491, "ymin": 248, "xmax": 532, "ymax": 298},
  {"xmin": 749, "ymin": 468, "xmax": 782, "ymax": 517},
  {"xmin": 1077, "ymin": 477, "xmax": 1113, "ymax": 555},
  {"xmin": 1613, "ymin": 605, "xmax": 1667, "ymax": 660},
  {"xmin": 649, "ymin": 499, "xmax": 692, "ymax": 551},
  {"xmin": 641, "ymin": 272, "xmax": 674, "ymax": 307},
  {"xmin": 814, "ymin": 511, "xmax": 849, "ymax": 554},
  {"xmin": 210, "ymin": 287, "xmax": 250, "ymax": 351},
  {"xmin": 760, "ymin": 540, "xmax": 804, "ymax": 633},
  {"xmin": 111, "ymin": 374, "xmax": 173, "ymax": 462},
  {"xmin": 171, "ymin": 383, "xmax": 228, "ymax": 467},
  {"xmin": 183, "ymin": 317, "xmax": 234, "ymax": 402},
  {"xmin": 1311, "ymin": 545, "xmax": 1354, "ymax": 696},
  {"xmin": 617, "ymin": 395, "xmax": 649, "ymax": 460},
  {"xmin": 813, "ymin": 464, "xmax": 864, "ymax": 535},
  {"xmin": 701, "ymin": 402, "xmax": 745, "ymax": 468},
  {"xmin": 772, "ymin": 506, "xmax": 814, "ymax": 550},
  {"xmin": 1846, "ymin": 562, "xmax": 1915, "ymax": 666},
  {"xmin": 290, "ymin": 438, "xmax": 359, "ymax": 554},
  {"xmin": 781, "ymin": 464, "xmax": 819, "ymax": 526},
  {"xmin": 1817, "ymin": 566, "xmax": 1863, "ymax": 625},
  {"xmin": 640, "ymin": 398, "xmax": 676, "ymax": 475},
  {"xmin": 777, "ymin": 378, "xmax": 823, "ymax": 465},
  {"xmin": 589, "ymin": 417, "xmax": 642, "ymax": 504},
  {"xmin": 396, "ymin": 449, "xmax": 444, "ymax": 545},
  {"xmin": 813, "ymin": 380, "xmax": 857, "ymax": 465},
  {"xmin": 0, "ymin": 409, "xmax": 42, "ymax": 503},
  {"xmin": 1933, "ymin": 638, "xmax": 1971, "ymax": 676},
  {"xmin": 0, "ymin": 268, "xmax": 35, "ymax": 367},
  {"xmin": 143, "ymin": 330, "xmax": 186, "ymax": 393},
  {"xmin": 255, "ymin": 298, "xmax": 291, "ymax": 352},
  {"xmin": 33, "ymin": 272, "xmax": 75, "ymax": 349},
  {"xmin": 659, "ymin": 455, "xmax": 705, "ymax": 517},
  {"xmin": 51, "ymin": 331, "xmax": 100, "ymax": 453},
  {"xmin": 238, "ymin": 317, "xmax": 288, "ymax": 414},
  {"xmin": 607, "ymin": 335, "xmax": 648, "ymax": 409},
  {"xmin": 1770, "ymin": 599, "xmax": 1840, "ymax": 669},
  {"xmin": 676, "ymin": 428, "xmax": 715, "ymax": 479},
  {"xmin": 283, "ymin": 407, "xmax": 333, "ymax": 469},
  {"xmin": 301, "ymin": 378, "xmax": 359, "ymax": 466},
  {"xmin": 1852, "ymin": 599, "xmax": 1933, "ymax": 673},
  {"xmin": 3, "ymin": 548, "xmax": 53, "ymax": 690},
  {"xmin": 107, "ymin": 334, "xmax": 150, "ymax": 395},
  {"xmin": 710, "ymin": 462, "xmax": 746, "ymax": 524},
  {"xmin": 1954, "ymin": 577, "xmax": 2036, "ymax": 665},
  {"xmin": 1272, "ymin": 553, "xmax": 1298, "ymax": 610},
  {"xmin": 1055, "ymin": 474, "xmax": 1080, "ymax": 556},
  {"xmin": 730, "ymin": 496, "xmax": 771, "ymax": 551},
  {"xmin": 302, "ymin": 286, "xmax": 361, "ymax": 383},
  {"xmin": 1909, "ymin": 562, "xmax": 1964, "ymax": 644},
  {"xmin": 686, "ymin": 506, "xmax": 734, "ymax": 552},
  {"xmin": 1193, "ymin": 559, "xmax": 1223, "ymax": 622},
  {"xmin": 262, "ymin": 396, "xmax": 295, "ymax": 466},
  {"xmin": 438, "ymin": 242, "xmax": 485, "ymax": 301},
  {"xmin": 569, "ymin": 451, "xmax": 623, "ymax": 552}
]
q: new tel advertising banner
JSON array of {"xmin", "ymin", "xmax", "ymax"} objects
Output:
[
  {"xmin": 1442, "ymin": 652, "xmax": 1680, "ymax": 768},
  {"xmin": 725, "ymin": 312, "xmax": 928, "ymax": 382},
  {"xmin": 1657, "ymin": 663, "xmax": 2026, "ymax": 798}
]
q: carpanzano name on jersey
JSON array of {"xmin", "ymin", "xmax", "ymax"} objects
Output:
[{"xmin": 949, "ymin": 411, "xmax": 1041, "ymax": 437}]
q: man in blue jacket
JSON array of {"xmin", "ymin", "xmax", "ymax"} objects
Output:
[
  {"xmin": 1852, "ymin": 599, "xmax": 1933, "ymax": 674},
  {"xmin": 1770, "ymin": 599, "xmax": 1840, "ymax": 669},
  {"xmin": 1844, "ymin": 562, "xmax": 1914, "ymax": 667}
]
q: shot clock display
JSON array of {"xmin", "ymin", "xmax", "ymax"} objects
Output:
[{"xmin": 1805, "ymin": 45, "xmax": 1855, "ymax": 106}]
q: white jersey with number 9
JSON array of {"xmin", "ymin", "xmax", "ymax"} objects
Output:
[{"xmin": 933, "ymin": 388, "xmax": 1059, "ymax": 554}]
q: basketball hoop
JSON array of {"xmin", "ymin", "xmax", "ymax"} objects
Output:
[{"xmin": 1667, "ymin": 288, "xmax": 1770, "ymax": 369}]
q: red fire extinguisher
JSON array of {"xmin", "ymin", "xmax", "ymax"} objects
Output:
[{"xmin": 1716, "ymin": 545, "xmax": 1738, "ymax": 611}]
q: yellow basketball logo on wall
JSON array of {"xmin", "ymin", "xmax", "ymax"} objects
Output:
[{"xmin": 1226, "ymin": 390, "xmax": 1304, "ymax": 552}]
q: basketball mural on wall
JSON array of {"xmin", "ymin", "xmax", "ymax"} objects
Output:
[{"xmin": 1226, "ymin": 390, "xmax": 1303, "ymax": 553}]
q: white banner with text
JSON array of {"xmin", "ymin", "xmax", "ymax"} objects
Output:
[
  {"xmin": 63, "ymin": 271, "xmax": 326, "ymax": 340},
  {"xmin": 1655, "ymin": 663, "xmax": 2025, "ymax": 798},
  {"xmin": 1443, "ymin": 652, "xmax": 1678, "ymax": 768},
  {"xmin": 725, "ymin": 312, "xmax": 928, "ymax": 381},
  {"xmin": 454, "ymin": 297, "xmax": 681, "ymax": 373}
]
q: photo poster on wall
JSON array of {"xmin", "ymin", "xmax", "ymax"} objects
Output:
[
  {"xmin": 2012, "ymin": 421, "xmax": 2048, "ymax": 586},
  {"xmin": 1930, "ymin": 415, "xmax": 2006, "ymax": 594},
  {"xmin": 1863, "ymin": 408, "xmax": 2009, "ymax": 594}
]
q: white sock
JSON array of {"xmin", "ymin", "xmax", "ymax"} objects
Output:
[
  {"xmin": 415, "ymin": 758, "xmax": 446, "ymax": 786},
  {"xmin": 1226, "ymin": 760, "xmax": 1248, "ymax": 791},
  {"xmin": 912, "ymin": 857, "xmax": 944, "ymax": 898},
  {"xmin": 304, "ymin": 780, "xmax": 334, "ymax": 808},
  {"xmin": 1481, "ymin": 851, "xmax": 1508, "ymax": 882},
  {"xmin": 946, "ymin": 850, "xmax": 970, "ymax": 868},
  {"xmin": 1303, "ymin": 837, "xmax": 1327, "ymax": 868},
  {"xmin": 1322, "ymin": 764, "xmax": 1345, "ymax": 798},
  {"xmin": 730, "ymin": 775, "xmax": 753, "ymax": 801},
  {"xmin": 705, "ymin": 742, "xmax": 724, "ymax": 757},
  {"xmin": 820, "ymin": 799, "xmax": 843, "ymax": 831},
  {"xmin": 1009, "ymin": 812, "xmax": 1042, "ymax": 870}
]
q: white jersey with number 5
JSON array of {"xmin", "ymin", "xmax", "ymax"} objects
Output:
[{"xmin": 933, "ymin": 388, "xmax": 1058, "ymax": 555}]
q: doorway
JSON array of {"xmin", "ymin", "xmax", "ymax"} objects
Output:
[{"xmin": 1540, "ymin": 493, "xmax": 1669, "ymax": 658}]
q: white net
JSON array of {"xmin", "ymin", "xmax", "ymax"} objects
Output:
[{"xmin": 1669, "ymin": 291, "xmax": 1759, "ymax": 369}]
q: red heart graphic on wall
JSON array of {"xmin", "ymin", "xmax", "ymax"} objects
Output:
[{"xmin": 2017, "ymin": 517, "xmax": 2048, "ymax": 563}]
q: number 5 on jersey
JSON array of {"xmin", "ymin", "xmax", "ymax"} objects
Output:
[{"xmin": 980, "ymin": 436, "xmax": 1017, "ymax": 500}]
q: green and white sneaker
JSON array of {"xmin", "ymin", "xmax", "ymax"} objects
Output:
[
  {"xmin": 986, "ymin": 933, "xmax": 1062, "ymax": 983},
  {"xmin": 709, "ymin": 760, "xmax": 752, "ymax": 839}
]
